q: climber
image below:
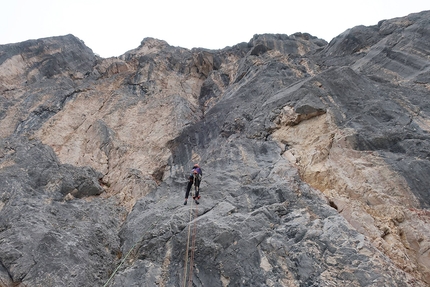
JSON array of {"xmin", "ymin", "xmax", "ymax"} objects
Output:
[{"xmin": 184, "ymin": 164, "xmax": 202, "ymax": 205}]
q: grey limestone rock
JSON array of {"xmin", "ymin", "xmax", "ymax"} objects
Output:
[
  {"xmin": 0, "ymin": 10, "xmax": 430, "ymax": 287},
  {"xmin": 0, "ymin": 136, "xmax": 124, "ymax": 286}
]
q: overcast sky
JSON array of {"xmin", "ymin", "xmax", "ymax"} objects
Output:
[{"xmin": 1, "ymin": 0, "xmax": 429, "ymax": 58}]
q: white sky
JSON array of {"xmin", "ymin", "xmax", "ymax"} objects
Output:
[{"xmin": 1, "ymin": 0, "xmax": 429, "ymax": 58}]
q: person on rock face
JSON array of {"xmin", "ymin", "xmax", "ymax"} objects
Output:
[{"xmin": 184, "ymin": 164, "xmax": 202, "ymax": 205}]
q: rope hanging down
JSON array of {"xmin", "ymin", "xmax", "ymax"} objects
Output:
[
  {"xmin": 188, "ymin": 204, "xmax": 198, "ymax": 286},
  {"xmin": 103, "ymin": 219, "xmax": 161, "ymax": 287},
  {"xmin": 182, "ymin": 183, "xmax": 199, "ymax": 287}
]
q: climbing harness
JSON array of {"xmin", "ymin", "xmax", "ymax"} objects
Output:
[{"xmin": 182, "ymin": 180, "xmax": 199, "ymax": 287}]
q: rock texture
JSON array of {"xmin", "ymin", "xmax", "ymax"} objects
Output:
[{"xmin": 0, "ymin": 10, "xmax": 429, "ymax": 287}]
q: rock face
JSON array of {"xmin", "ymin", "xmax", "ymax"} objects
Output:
[{"xmin": 0, "ymin": 10, "xmax": 430, "ymax": 287}]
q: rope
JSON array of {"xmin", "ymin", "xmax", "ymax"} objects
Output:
[
  {"xmin": 183, "ymin": 180, "xmax": 200, "ymax": 287},
  {"xmin": 182, "ymin": 197, "xmax": 194, "ymax": 287},
  {"xmin": 103, "ymin": 219, "xmax": 160, "ymax": 287},
  {"xmin": 187, "ymin": 203, "xmax": 198, "ymax": 287}
]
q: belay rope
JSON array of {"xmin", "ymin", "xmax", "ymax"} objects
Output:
[
  {"xmin": 188, "ymin": 206, "xmax": 198, "ymax": 286},
  {"xmin": 103, "ymin": 219, "xmax": 161, "ymax": 287},
  {"xmin": 103, "ymin": 174, "xmax": 200, "ymax": 287},
  {"xmin": 101, "ymin": 189, "xmax": 175, "ymax": 286},
  {"xmin": 182, "ymin": 176, "xmax": 199, "ymax": 287}
]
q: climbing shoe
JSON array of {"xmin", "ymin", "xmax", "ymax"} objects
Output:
[
  {"xmin": 195, "ymin": 200, "xmax": 199, "ymax": 205},
  {"xmin": 184, "ymin": 200, "xmax": 187, "ymax": 205}
]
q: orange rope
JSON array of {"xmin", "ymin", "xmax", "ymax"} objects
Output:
[
  {"xmin": 183, "ymin": 181, "xmax": 199, "ymax": 287},
  {"xmin": 182, "ymin": 198, "xmax": 194, "ymax": 287},
  {"xmin": 187, "ymin": 203, "xmax": 198, "ymax": 286}
]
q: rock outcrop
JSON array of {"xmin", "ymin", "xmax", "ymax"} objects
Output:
[{"xmin": 0, "ymin": 10, "xmax": 429, "ymax": 287}]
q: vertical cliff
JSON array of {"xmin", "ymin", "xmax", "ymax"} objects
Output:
[{"xmin": 0, "ymin": 11, "xmax": 429, "ymax": 287}]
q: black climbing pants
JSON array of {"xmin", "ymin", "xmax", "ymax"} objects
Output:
[{"xmin": 185, "ymin": 176, "xmax": 201, "ymax": 199}]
